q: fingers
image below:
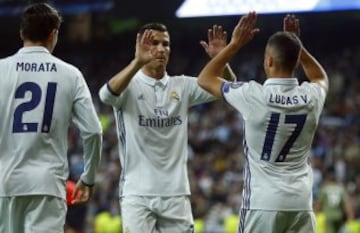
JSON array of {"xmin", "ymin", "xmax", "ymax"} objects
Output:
[
  {"xmin": 247, "ymin": 11, "xmax": 257, "ymax": 28},
  {"xmin": 283, "ymin": 14, "xmax": 300, "ymax": 36},
  {"xmin": 284, "ymin": 14, "xmax": 298, "ymax": 27},
  {"xmin": 199, "ymin": 40, "xmax": 208, "ymax": 50},
  {"xmin": 244, "ymin": 11, "xmax": 256, "ymax": 26},
  {"xmin": 229, "ymin": 11, "xmax": 259, "ymax": 48},
  {"xmin": 222, "ymin": 30, "xmax": 227, "ymax": 40},
  {"xmin": 208, "ymin": 25, "xmax": 227, "ymax": 41},
  {"xmin": 238, "ymin": 11, "xmax": 258, "ymax": 34},
  {"xmin": 140, "ymin": 29, "xmax": 153, "ymax": 45},
  {"xmin": 295, "ymin": 18, "xmax": 300, "ymax": 35},
  {"xmin": 71, "ymin": 181, "xmax": 93, "ymax": 205},
  {"xmin": 71, "ymin": 184, "xmax": 79, "ymax": 199},
  {"xmin": 251, "ymin": 28, "xmax": 260, "ymax": 36},
  {"xmin": 237, "ymin": 11, "xmax": 257, "ymax": 31},
  {"xmin": 71, "ymin": 187, "xmax": 90, "ymax": 205},
  {"xmin": 136, "ymin": 33, "xmax": 141, "ymax": 46}
]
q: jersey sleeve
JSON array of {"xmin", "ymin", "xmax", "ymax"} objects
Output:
[
  {"xmin": 221, "ymin": 81, "xmax": 251, "ymax": 117},
  {"xmin": 98, "ymin": 82, "xmax": 128, "ymax": 109},
  {"xmin": 72, "ymin": 70, "xmax": 103, "ymax": 185},
  {"xmin": 301, "ymin": 81, "xmax": 327, "ymax": 119},
  {"xmin": 183, "ymin": 75, "xmax": 216, "ymax": 106}
]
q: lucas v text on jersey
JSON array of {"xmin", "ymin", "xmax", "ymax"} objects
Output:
[{"xmin": 268, "ymin": 93, "xmax": 308, "ymax": 106}]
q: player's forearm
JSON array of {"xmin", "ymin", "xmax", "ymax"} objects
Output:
[
  {"xmin": 198, "ymin": 43, "xmax": 238, "ymax": 97},
  {"xmin": 199, "ymin": 43, "xmax": 238, "ymax": 82},
  {"xmin": 108, "ymin": 59, "xmax": 143, "ymax": 95},
  {"xmin": 344, "ymin": 199, "xmax": 355, "ymax": 221},
  {"xmin": 221, "ymin": 63, "xmax": 236, "ymax": 81},
  {"xmin": 80, "ymin": 132, "xmax": 102, "ymax": 185},
  {"xmin": 300, "ymin": 47, "xmax": 329, "ymax": 91}
]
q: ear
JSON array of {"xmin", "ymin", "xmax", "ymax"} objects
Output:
[
  {"xmin": 268, "ymin": 56, "xmax": 273, "ymax": 68},
  {"xmin": 19, "ymin": 30, "xmax": 24, "ymax": 40},
  {"xmin": 48, "ymin": 29, "xmax": 58, "ymax": 42}
]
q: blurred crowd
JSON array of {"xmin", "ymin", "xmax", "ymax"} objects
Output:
[{"xmin": 56, "ymin": 29, "xmax": 360, "ymax": 233}]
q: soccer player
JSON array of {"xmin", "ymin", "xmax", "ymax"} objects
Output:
[
  {"xmin": 197, "ymin": 13, "xmax": 329, "ymax": 233},
  {"xmin": 318, "ymin": 168, "xmax": 354, "ymax": 233},
  {"xmin": 0, "ymin": 3, "xmax": 102, "ymax": 233},
  {"xmin": 98, "ymin": 23, "xmax": 235, "ymax": 232}
]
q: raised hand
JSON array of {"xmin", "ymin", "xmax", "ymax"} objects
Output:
[
  {"xmin": 135, "ymin": 29, "xmax": 155, "ymax": 66},
  {"xmin": 230, "ymin": 11, "xmax": 259, "ymax": 49},
  {"xmin": 283, "ymin": 14, "xmax": 300, "ymax": 37},
  {"xmin": 200, "ymin": 25, "xmax": 228, "ymax": 58}
]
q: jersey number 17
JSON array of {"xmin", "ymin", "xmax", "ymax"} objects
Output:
[{"xmin": 261, "ymin": 113, "xmax": 307, "ymax": 162}]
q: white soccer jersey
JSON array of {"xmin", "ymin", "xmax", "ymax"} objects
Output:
[
  {"xmin": 99, "ymin": 70, "xmax": 215, "ymax": 196},
  {"xmin": 0, "ymin": 46, "xmax": 102, "ymax": 200},
  {"xmin": 222, "ymin": 78, "xmax": 326, "ymax": 211}
]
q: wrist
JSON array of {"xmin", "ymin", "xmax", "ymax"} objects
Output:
[
  {"xmin": 81, "ymin": 179, "xmax": 94, "ymax": 187},
  {"xmin": 228, "ymin": 40, "xmax": 242, "ymax": 49},
  {"xmin": 132, "ymin": 58, "xmax": 146, "ymax": 69}
]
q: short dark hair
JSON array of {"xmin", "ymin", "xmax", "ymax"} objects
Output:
[
  {"xmin": 266, "ymin": 31, "xmax": 301, "ymax": 72},
  {"xmin": 20, "ymin": 3, "xmax": 63, "ymax": 42},
  {"xmin": 138, "ymin": 22, "xmax": 168, "ymax": 35}
]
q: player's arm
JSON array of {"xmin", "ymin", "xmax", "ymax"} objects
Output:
[
  {"xmin": 343, "ymin": 190, "xmax": 355, "ymax": 221},
  {"xmin": 106, "ymin": 30, "xmax": 155, "ymax": 95},
  {"xmin": 283, "ymin": 14, "xmax": 328, "ymax": 93},
  {"xmin": 71, "ymin": 180, "xmax": 94, "ymax": 205},
  {"xmin": 72, "ymin": 71, "xmax": 103, "ymax": 204},
  {"xmin": 200, "ymin": 24, "xmax": 236, "ymax": 81},
  {"xmin": 222, "ymin": 63, "xmax": 236, "ymax": 81},
  {"xmin": 198, "ymin": 12, "xmax": 259, "ymax": 98},
  {"xmin": 299, "ymin": 48, "xmax": 328, "ymax": 92}
]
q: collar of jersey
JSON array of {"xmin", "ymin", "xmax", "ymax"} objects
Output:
[
  {"xmin": 137, "ymin": 70, "xmax": 169, "ymax": 87},
  {"xmin": 17, "ymin": 46, "xmax": 50, "ymax": 54},
  {"xmin": 264, "ymin": 78, "xmax": 299, "ymax": 86}
]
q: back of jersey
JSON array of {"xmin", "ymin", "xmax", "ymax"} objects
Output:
[
  {"xmin": 249, "ymin": 79, "xmax": 325, "ymax": 210},
  {"xmin": 222, "ymin": 78, "xmax": 326, "ymax": 211},
  {"xmin": 0, "ymin": 47, "xmax": 81, "ymax": 198}
]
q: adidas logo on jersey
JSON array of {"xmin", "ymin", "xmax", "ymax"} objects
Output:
[{"xmin": 137, "ymin": 94, "xmax": 144, "ymax": 100}]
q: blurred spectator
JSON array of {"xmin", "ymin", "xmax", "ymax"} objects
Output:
[
  {"xmin": 318, "ymin": 167, "xmax": 355, "ymax": 233},
  {"xmin": 93, "ymin": 211, "xmax": 121, "ymax": 233}
]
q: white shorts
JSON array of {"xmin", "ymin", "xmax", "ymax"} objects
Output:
[
  {"xmin": 0, "ymin": 196, "xmax": 67, "ymax": 233},
  {"xmin": 120, "ymin": 195, "xmax": 194, "ymax": 233},
  {"xmin": 238, "ymin": 209, "xmax": 316, "ymax": 233}
]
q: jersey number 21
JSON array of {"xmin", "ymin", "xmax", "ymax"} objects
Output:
[{"xmin": 13, "ymin": 82, "xmax": 57, "ymax": 133}]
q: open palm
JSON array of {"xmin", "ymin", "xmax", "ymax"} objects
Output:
[
  {"xmin": 135, "ymin": 30, "xmax": 154, "ymax": 65},
  {"xmin": 200, "ymin": 25, "xmax": 227, "ymax": 58}
]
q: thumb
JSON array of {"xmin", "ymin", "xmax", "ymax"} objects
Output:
[
  {"xmin": 72, "ymin": 185, "xmax": 79, "ymax": 199},
  {"xmin": 200, "ymin": 40, "xmax": 208, "ymax": 50}
]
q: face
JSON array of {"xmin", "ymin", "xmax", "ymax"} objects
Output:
[{"xmin": 144, "ymin": 30, "xmax": 170, "ymax": 72}]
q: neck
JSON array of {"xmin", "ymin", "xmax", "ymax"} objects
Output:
[
  {"xmin": 23, "ymin": 41, "xmax": 51, "ymax": 52},
  {"xmin": 142, "ymin": 67, "xmax": 165, "ymax": 80},
  {"xmin": 267, "ymin": 69, "xmax": 294, "ymax": 79}
]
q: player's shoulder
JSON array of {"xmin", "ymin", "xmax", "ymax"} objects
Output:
[
  {"xmin": 167, "ymin": 74, "xmax": 197, "ymax": 86},
  {"xmin": 299, "ymin": 80, "xmax": 322, "ymax": 90},
  {"xmin": 170, "ymin": 74, "xmax": 196, "ymax": 81},
  {"xmin": 224, "ymin": 80, "xmax": 259, "ymax": 92},
  {"xmin": 299, "ymin": 81, "xmax": 327, "ymax": 98},
  {"xmin": 0, "ymin": 53, "xmax": 17, "ymax": 65},
  {"xmin": 50, "ymin": 55, "xmax": 82, "ymax": 75}
]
